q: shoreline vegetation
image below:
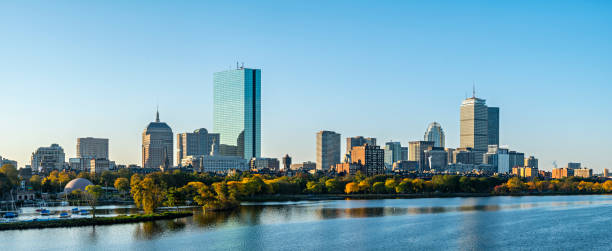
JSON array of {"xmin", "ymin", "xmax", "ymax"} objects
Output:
[{"xmin": 0, "ymin": 211, "xmax": 192, "ymax": 231}]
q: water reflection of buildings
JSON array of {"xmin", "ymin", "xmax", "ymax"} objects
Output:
[{"xmin": 458, "ymin": 197, "xmax": 498, "ymax": 250}]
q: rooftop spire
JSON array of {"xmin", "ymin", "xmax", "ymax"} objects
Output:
[
  {"xmin": 155, "ymin": 106, "xmax": 160, "ymax": 122},
  {"xmin": 472, "ymin": 81, "xmax": 476, "ymax": 98}
]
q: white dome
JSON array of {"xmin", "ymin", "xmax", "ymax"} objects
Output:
[{"xmin": 64, "ymin": 178, "xmax": 94, "ymax": 193}]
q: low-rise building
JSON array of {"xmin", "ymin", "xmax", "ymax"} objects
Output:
[
  {"xmin": 512, "ymin": 167, "xmax": 538, "ymax": 179},
  {"xmin": 250, "ymin": 157, "xmax": 280, "ymax": 172},
  {"xmin": 392, "ymin": 160, "xmax": 418, "ymax": 174},
  {"xmin": 574, "ymin": 168, "xmax": 592, "ymax": 178},
  {"xmin": 90, "ymin": 158, "xmax": 110, "ymax": 174},
  {"xmin": 552, "ymin": 168, "xmax": 574, "ymax": 179}
]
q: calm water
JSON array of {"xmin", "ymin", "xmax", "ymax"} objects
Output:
[{"xmin": 2, "ymin": 195, "xmax": 612, "ymax": 250}]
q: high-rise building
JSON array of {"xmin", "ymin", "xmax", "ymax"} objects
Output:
[
  {"xmin": 604, "ymin": 168, "xmax": 609, "ymax": 178},
  {"xmin": 566, "ymin": 162, "xmax": 581, "ymax": 169},
  {"xmin": 445, "ymin": 148, "xmax": 455, "ymax": 164},
  {"xmin": 316, "ymin": 131, "xmax": 341, "ymax": 171},
  {"xmin": 424, "ymin": 122, "xmax": 445, "ymax": 148},
  {"xmin": 282, "ymin": 154, "xmax": 292, "ymax": 171},
  {"xmin": 176, "ymin": 128, "xmax": 220, "ymax": 165},
  {"xmin": 213, "ymin": 66, "xmax": 261, "ymax": 159},
  {"xmin": 460, "ymin": 95, "xmax": 488, "ymax": 164},
  {"xmin": 350, "ymin": 144, "xmax": 385, "ymax": 176},
  {"xmin": 508, "ymin": 151, "xmax": 525, "ymax": 169},
  {"xmin": 400, "ymin": 147, "xmax": 408, "ymax": 161},
  {"xmin": 552, "ymin": 168, "xmax": 574, "ymax": 179},
  {"xmin": 142, "ymin": 110, "xmax": 173, "ymax": 169},
  {"xmin": 384, "ymin": 142, "xmax": 403, "ymax": 167},
  {"xmin": 525, "ymin": 156, "xmax": 538, "ymax": 169},
  {"xmin": 76, "ymin": 137, "xmax": 109, "ymax": 160},
  {"xmin": 30, "ymin": 144, "xmax": 65, "ymax": 172},
  {"xmin": 487, "ymin": 107, "xmax": 499, "ymax": 146},
  {"xmin": 346, "ymin": 136, "xmax": 376, "ymax": 156},
  {"xmin": 408, "ymin": 141, "xmax": 435, "ymax": 172}
]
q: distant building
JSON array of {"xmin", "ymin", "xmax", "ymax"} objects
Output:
[
  {"xmin": 400, "ymin": 147, "xmax": 408, "ymax": 161},
  {"xmin": 77, "ymin": 137, "xmax": 109, "ymax": 160},
  {"xmin": 454, "ymin": 147, "xmax": 475, "ymax": 165},
  {"xmin": 445, "ymin": 148, "xmax": 455, "ymax": 164},
  {"xmin": 346, "ymin": 136, "xmax": 376, "ymax": 155},
  {"xmin": 0, "ymin": 156, "xmax": 17, "ymax": 168},
  {"xmin": 69, "ymin": 158, "xmax": 90, "ymax": 171},
  {"xmin": 424, "ymin": 122, "xmax": 445, "ymax": 148},
  {"xmin": 290, "ymin": 161, "xmax": 316, "ymax": 171},
  {"xmin": 574, "ymin": 168, "xmax": 592, "ymax": 178},
  {"xmin": 512, "ymin": 167, "xmax": 538, "ymax": 179},
  {"xmin": 90, "ymin": 158, "xmax": 110, "ymax": 174},
  {"xmin": 392, "ymin": 160, "xmax": 419, "ymax": 174},
  {"xmin": 184, "ymin": 144, "xmax": 249, "ymax": 173},
  {"xmin": 425, "ymin": 147, "xmax": 447, "ymax": 171},
  {"xmin": 552, "ymin": 168, "xmax": 574, "ymax": 179},
  {"xmin": 508, "ymin": 151, "xmax": 525, "ymax": 169},
  {"xmin": 524, "ymin": 156, "xmax": 538, "ymax": 169},
  {"xmin": 566, "ymin": 162, "xmax": 581, "ymax": 169},
  {"xmin": 31, "ymin": 144, "xmax": 65, "ymax": 172},
  {"xmin": 409, "ymin": 141, "xmax": 435, "ymax": 172},
  {"xmin": 484, "ymin": 145, "xmax": 510, "ymax": 173},
  {"xmin": 604, "ymin": 168, "xmax": 609, "ymax": 178},
  {"xmin": 213, "ymin": 66, "xmax": 261, "ymax": 159},
  {"xmin": 384, "ymin": 142, "xmax": 403, "ymax": 168},
  {"xmin": 350, "ymin": 144, "xmax": 385, "ymax": 176},
  {"xmin": 176, "ymin": 128, "xmax": 220, "ymax": 165},
  {"xmin": 335, "ymin": 162, "xmax": 363, "ymax": 175},
  {"xmin": 142, "ymin": 110, "xmax": 173, "ymax": 169},
  {"xmin": 250, "ymin": 157, "xmax": 280, "ymax": 172},
  {"xmin": 460, "ymin": 95, "xmax": 489, "ymax": 164},
  {"xmin": 282, "ymin": 154, "xmax": 292, "ymax": 171},
  {"xmin": 487, "ymin": 107, "xmax": 500, "ymax": 146},
  {"xmin": 316, "ymin": 130, "xmax": 341, "ymax": 171},
  {"xmin": 539, "ymin": 170, "xmax": 552, "ymax": 179}
]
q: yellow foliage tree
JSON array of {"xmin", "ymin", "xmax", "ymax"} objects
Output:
[{"xmin": 345, "ymin": 182, "xmax": 359, "ymax": 194}]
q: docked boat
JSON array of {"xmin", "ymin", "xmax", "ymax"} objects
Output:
[
  {"xmin": 79, "ymin": 210, "xmax": 89, "ymax": 215},
  {"xmin": 59, "ymin": 212, "xmax": 70, "ymax": 218},
  {"xmin": 71, "ymin": 208, "xmax": 79, "ymax": 213},
  {"xmin": 40, "ymin": 209, "xmax": 51, "ymax": 216},
  {"xmin": 3, "ymin": 212, "xmax": 18, "ymax": 218}
]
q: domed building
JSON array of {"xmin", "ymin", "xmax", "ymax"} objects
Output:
[
  {"xmin": 142, "ymin": 109, "xmax": 173, "ymax": 169},
  {"xmin": 424, "ymin": 122, "xmax": 445, "ymax": 148},
  {"xmin": 64, "ymin": 178, "xmax": 94, "ymax": 193}
]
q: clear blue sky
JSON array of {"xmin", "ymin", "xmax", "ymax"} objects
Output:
[{"xmin": 1, "ymin": 1, "xmax": 611, "ymax": 171}]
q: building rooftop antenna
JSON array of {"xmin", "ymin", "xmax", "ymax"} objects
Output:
[{"xmin": 472, "ymin": 81, "xmax": 476, "ymax": 98}]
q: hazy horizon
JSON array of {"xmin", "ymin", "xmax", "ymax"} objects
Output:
[{"xmin": 1, "ymin": 1, "xmax": 611, "ymax": 171}]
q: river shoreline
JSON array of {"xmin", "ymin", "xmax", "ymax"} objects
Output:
[
  {"xmin": 0, "ymin": 211, "xmax": 193, "ymax": 231},
  {"xmin": 242, "ymin": 192, "xmax": 612, "ymax": 202}
]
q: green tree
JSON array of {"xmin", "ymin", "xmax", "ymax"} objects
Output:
[
  {"xmin": 29, "ymin": 175, "xmax": 42, "ymax": 191},
  {"xmin": 384, "ymin": 179, "xmax": 397, "ymax": 194},
  {"xmin": 325, "ymin": 179, "xmax": 342, "ymax": 194},
  {"xmin": 131, "ymin": 177, "xmax": 165, "ymax": 214},
  {"xmin": 85, "ymin": 185, "xmax": 103, "ymax": 218},
  {"xmin": 396, "ymin": 180, "xmax": 412, "ymax": 194},
  {"xmin": 0, "ymin": 164, "xmax": 19, "ymax": 187},
  {"xmin": 372, "ymin": 182, "xmax": 385, "ymax": 194},
  {"xmin": 305, "ymin": 181, "xmax": 323, "ymax": 194}
]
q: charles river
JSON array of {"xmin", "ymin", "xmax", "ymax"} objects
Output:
[{"xmin": 2, "ymin": 195, "xmax": 612, "ymax": 250}]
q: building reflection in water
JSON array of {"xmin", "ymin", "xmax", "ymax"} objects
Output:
[{"xmin": 458, "ymin": 197, "xmax": 498, "ymax": 250}]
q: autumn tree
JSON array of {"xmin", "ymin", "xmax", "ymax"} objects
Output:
[
  {"xmin": 345, "ymin": 182, "xmax": 359, "ymax": 194},
  {"xmin": 85, "ymin": 185, "xmax": 103, "ymax": 218},
  {"xmin": 114, "ymin": 177, "xmax": 130, "ymax": 199},
  {"xmin": 131, "ymin": 177, "xmax": 165, "ymax": 214}
]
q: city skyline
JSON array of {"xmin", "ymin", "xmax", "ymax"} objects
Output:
[{"xmin": 1, "ymin": 1, "xmax": 611, "ymax": 171}]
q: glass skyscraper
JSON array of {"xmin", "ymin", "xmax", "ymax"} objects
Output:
[
  {"xmin": 213, "ymin": 67, "xmax": 261, "ymax": 159},
  {"xmin": 487, "ymin": 107, "xmax": 499, "ymax": 146}
]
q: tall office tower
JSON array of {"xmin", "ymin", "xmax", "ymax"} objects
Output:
[
  {"xmin": 460, "ymin": 94, "xmax": 488, "ymax": 164},
  {"xmin": 31, "ymin": 144, "xmax": 65, "ymax": 172},
  {"xmin": 424, "ymin": 122, "xmax": 445, "ymax": 148},
  {"xmin": 524, "ymin": 156, "xmax": 538, "ymax": 169},
  {"xmin": 77, "ymin": 137, "xmax": 109, "ymax": 159},
  {"xmin": 213, "ymin": 66, "xmax": 261, "ymax": 159},
  {"xmin": 401, "ymin": 147, "xmax": 408, "ymax": 161},
  {"xmin": 346, "ymin": 136, "xmax": 376, "ymax": 155},
  {"xmin": 176, "ymin": 128, "xmax": 220, "ymax": 165},
  {"xmin": 408, "ymin": 141, "xmax": 435, "ymax": 172},
  {"xmin": 282, "ymin": 154, "xmax": 292, "ymax": 171},
  {"xmin": 142, "ymin": 110, "xmax": 173, "ymax": 169},
  {"xmin": 384, "ymin": 142, "xmax": 402, "ymax": 167},
  {"xmin": 351, "ymin": 144, "xmax": 385, "ymax": 176},
  {"xmin": 487, "ymin": 107, "xmax": 499, "ymax": 146},
  {"xmin": 316, "ymin": 130, "xmax": 341, "ymax": 171}
]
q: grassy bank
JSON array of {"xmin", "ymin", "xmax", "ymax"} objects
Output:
[{"xmin": 0, "ymin": 211, "xmax": 193, "ymax": 231}]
